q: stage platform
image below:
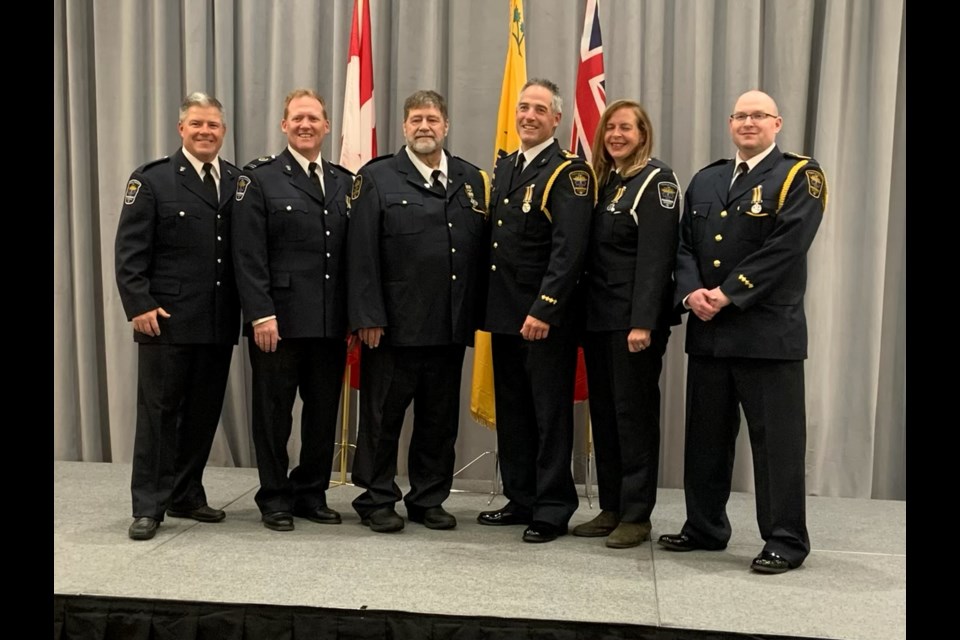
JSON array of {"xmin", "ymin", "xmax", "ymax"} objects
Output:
[{"xmin": 54, "ymin": 461, "xmax": 905, "ymax": 639}]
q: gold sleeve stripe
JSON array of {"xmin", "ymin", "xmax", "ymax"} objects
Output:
[
  {"xmin": 540, "ymin": 160, "xmax": 573, "ymax": 223},
  {"xmin": 778, "ymin": 159, "xmax": 809, "ymax": 213}
]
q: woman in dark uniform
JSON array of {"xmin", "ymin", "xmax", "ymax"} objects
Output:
[{"xmin": 573, "ymin": 100, "xmax": 681, "ymax": 548}]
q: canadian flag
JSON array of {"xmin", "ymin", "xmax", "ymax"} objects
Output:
[
  {"xmin": 340, "ymin": 0, "xmax": 377, "ymax": 389},
  {"xmin": 339, "ymin": 0, "xmax": 377, "ymax": 174}
]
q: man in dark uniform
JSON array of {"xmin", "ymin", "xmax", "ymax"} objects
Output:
[
  {"xmin": 477, "ymin": 79, "xmax": 595, "ymax": 543},
  {"xmin": 232, "ymin": 89, "xmax": 354, "ymax": 532},
  {"xmin": 348, "ymin": 90, "xmax": 490, "ymax": 533},
  {"xmin": 658, "ymin": 90, "xmax": 827, "ymax": 573},
  {"xmin": 115, "ymin": 92, "xmax": 241, "ymax": 540}
]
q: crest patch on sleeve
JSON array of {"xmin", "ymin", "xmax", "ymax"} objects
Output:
[
  {"xmin": 569, "ymin": 170, "xmax": 590, "ymax": 197},
  {"xmin": 805, "ymin": 169, "xmax": 824, "ymax": 199},
  {"xmin": 351, "ymin": 175, "xmax": 363, "ymax": 200},
  {"xmin": 657, "ymin": 182, "xmax": 679, "ymax": 209},
  {"xmin": 124, "ymin": 179, "xmax": 141, "ymax": 205},
  {"xmin": 235, "ymin": 175, "xmax": 251, "ymax": 201}
]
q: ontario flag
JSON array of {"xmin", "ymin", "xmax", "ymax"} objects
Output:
[
  {"xmin": 569, "ymin": 0, "xmax": 606, "ymax": 163},
  {"xmin": 470, "ymin": 0, "xmax": 527, "ymax": 430},
  {"xmin": 340, "ymin": 0, "xmax": 377, "ymax": 388},
  {"xmin": 569, "ymin": 0, "xmax": 606, "ymax": 401}
]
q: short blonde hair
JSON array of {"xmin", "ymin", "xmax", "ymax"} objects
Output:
[{"xmin": 283, "ymin": 89, "xmax": 327, "ymax": 120}]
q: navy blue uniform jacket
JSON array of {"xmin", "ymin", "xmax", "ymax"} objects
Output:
[
  {"xmin": 115, "ymin": 149, "xmax": 240, "ymax": 345},
  {"xmin": 675, "ymin": 147, "xmax": 827, "ymax": 360}
]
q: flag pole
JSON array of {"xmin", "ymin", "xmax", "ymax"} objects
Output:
[{"xmin": 332, "ymin": 0, "xmax": 377, "ymax": 486}]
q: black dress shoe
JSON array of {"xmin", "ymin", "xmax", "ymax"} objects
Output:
[
  {"xmin": 166, "ymin": 505, "xmax": 226, "ymax": 523},
  {"xmin": 262, "ymin": 511, "xmax": 295, "ymax": 532},
  {"xmin": 657, "ymin": 532, "xmax": 725, "ymax": 552},
  {"xmin": 477, "ymin": 506, "xmax": 532, "ymax": 526},
  {"xmin": 751, "ymin": 550, "xmax": 795, "ymax": 574},
  {"xmin": 361, "ymin": 507, "xmax": 404, "ymax": 533},
  {"xmin": 128, "ymin": 517, "xmax": 159, "ymax": 540},
  {"xmin": 293, "ymin": 505, "xmax": 342, "ymax": 524},
  {"xmin": 407, "ymin": 506, "xmax": 457, "ymax": 530},
  {"xmin": 522, "ymin": 522, "xmax": 568, "ymax": 543}
]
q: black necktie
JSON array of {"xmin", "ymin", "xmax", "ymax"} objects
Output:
[
  {"xmin": 431, "ymin": 169, "xmax": 446, "ymax": 196},
  {"xmin": 202, "ymin": 162, "xmax": 218, "ymax": 202},
  {"xmin": 511, "ymin": 153, "xmax": 526, "ymax": 190},
  {"xmin": 309, "ymin": 162, "xmax": 325, "ymax": 200},
  {"xmin": 729, "ymin": 161, "xmax": 748, "ymax": 195}
]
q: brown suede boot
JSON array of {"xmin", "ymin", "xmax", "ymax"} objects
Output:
[
  {"xmin": 606, "ymin": 521, "xmax": 652, "ymax": 548},
  {"xmin": 572, "ymin": 510, "xmax": 619, "ymax": 537}
]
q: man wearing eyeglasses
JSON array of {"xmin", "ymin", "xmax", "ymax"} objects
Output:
[{"xmin": 659, "ymin": 90, "xmax": 827, "ymax": 574}]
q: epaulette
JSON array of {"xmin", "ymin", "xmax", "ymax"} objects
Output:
[
  {"xmin": 495, "ymin": 149, "xmax": 519, "ymax": 168},
  {"xmin": 704, "ymin": 157, "xmax": 731, "ymax": 169},
  {"xmin": 137, "ymin": 156, "xmax": 171, "ymax": 172},
  {"xmin": 453, "ymin": 155, "xmax": 482, "ymax": 172},
  {"xmin": 784, "ymin": 151, "xmax": 811, "ymax": 160},
  {"xmin": 561, "ymin": 149, "xmax": 580, "ymax": 159},
  {"xmin": 221, "ymin": 158, "xmax": 240, "ymax": 172},
  {"xmin": 363, "ymin": 153, "xmax": 394, "ymax": 168},
  {"xmin": 243, "ymin": 155, "xmax": 279, "ymax": 170},
  {"xmin": 328, "ymin": 161, "xmax": 355, "ymax": 177},
  {"xmin": 646, "ymin": 157, "xmax": 671, "ymax": 170}
]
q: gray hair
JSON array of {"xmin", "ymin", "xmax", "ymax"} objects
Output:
[
  {"xmin": 179, "ymin": 92, "xmax": 225, "ymax": 122},
  {"xmin": 521, "ymin": 78, "xmax": 563, "ymax": 115},
  {"xmin": 403, "ymin": 89, "xmax": 448, "ymax": 121}
]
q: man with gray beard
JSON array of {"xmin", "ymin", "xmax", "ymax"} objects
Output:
[{"xmin": 348, "ymin": 90, "xmax": 491, "ymax": 533}]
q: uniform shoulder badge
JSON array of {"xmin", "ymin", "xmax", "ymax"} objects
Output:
[
  {"xmin": 124, "ymin": 179, "xmax": 142, "ymax": 205},
  {"xmin": 351, "ymin": 175, "xmax": 363, "ymax": 200},
  {"xmin": 804, "ymin": 168, "xmax": 825, "ymax": 199},
  {"xmin": 657, "ymin": 182, "xmax": 680, "ymax": 209},
  {"xmin": 235, "ymin": 175, "xmax": 252, "ymax": 201},
  {"xmin": 568, "ymin": 169, "xmax": 591, "ymax": 197}
]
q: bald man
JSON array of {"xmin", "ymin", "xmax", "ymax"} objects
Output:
[{"xmin": 659, "ymin": 90, "xmax": 827, "ymax": 574}]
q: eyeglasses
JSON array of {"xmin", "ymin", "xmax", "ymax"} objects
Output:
[{"xmin": 730, "ymin": 112, "xmax": 779, "ymax": 122}]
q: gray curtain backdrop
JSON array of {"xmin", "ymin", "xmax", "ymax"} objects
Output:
[{"xmin": 53, "ymin": 0, "xmax": 906, "ymax": 500}]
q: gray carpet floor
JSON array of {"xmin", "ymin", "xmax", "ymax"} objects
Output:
[{"xmin": 54, "ymin": 461, "xmax": 905, "ymax": 639}]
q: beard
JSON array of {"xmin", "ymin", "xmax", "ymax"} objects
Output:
[{"xmin": 408, "ymin": 135, "xmax": 442, "ymax": 155}]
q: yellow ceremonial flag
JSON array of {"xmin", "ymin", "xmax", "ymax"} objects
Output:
[{"xmin": 470, "ymin": 0, "xmax": 527, "ymax": 429}]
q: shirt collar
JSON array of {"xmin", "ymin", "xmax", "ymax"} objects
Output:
[
  {"xmin": 404, "ymin": 146, "xmax": 449, "ymax": 186},
  {"xmin": 735, "ymin": 142, "xmax": 777, "ymax": 173},
  {"xmin": 287, "ymin": 145, "xmax": 322, "ymax": 176},
  {"xmin": 518, "ymin": 137, "xmax": 555, "ymax": 169},
  {"xmin": 181, "ymin": 147, "xmax": 220, "ymax": 181}
]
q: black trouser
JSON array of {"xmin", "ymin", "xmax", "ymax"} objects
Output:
[
  {"xmin": 681, "ymin": 355, "xmax": 810, "ymax": 565},
  {"xmin": 131, "ymin": 343, "xmax": 233, "ymax": 519},
  {"xmin": 351, "ymin": 344, "xmax": 466, "ymax": 517},
  {"xmin": 248, "ymin": 337, "xmax": 346, "ymax": 514},
  {"xmin": 583, "ymin": 329, "xmax": 669, "ymax": 523},
  {"xmin": 491, "ymin": 332, "xmax": 579, "ymax": 527}
]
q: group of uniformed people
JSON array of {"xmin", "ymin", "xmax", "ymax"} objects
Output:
[{"xmin": 116, "ymin": 81, "xmax": 826, "ymax": 575}]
